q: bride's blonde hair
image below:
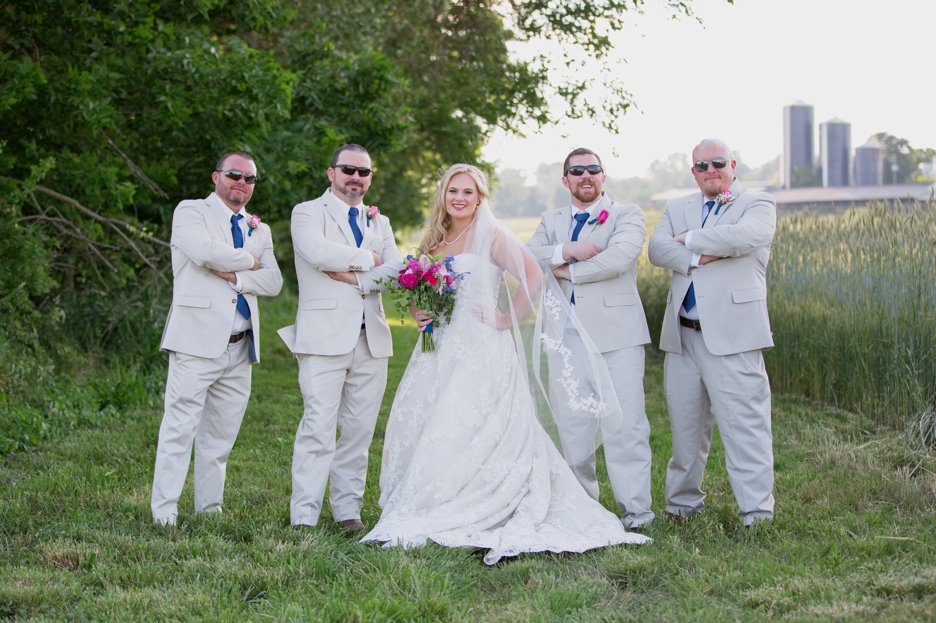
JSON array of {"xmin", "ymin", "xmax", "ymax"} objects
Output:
[{"xmin": 418, "ymin": 164, "xmax": 490, "ymax": 254}]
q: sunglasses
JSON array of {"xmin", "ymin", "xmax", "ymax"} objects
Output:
[
  {"xmin": 565, "ymin": 164, "xmax": 604, "ymax": 176},
  {"xmin": 335, "ymin": 165, "xmax": 373, "ymax": 177},
  {"xmin": 218, "ymin": 169, "xmax": 257, "ymax": 184},
  {"xmin": 693, "ymin": 158, "xmax": 729, "ymax": 173}
]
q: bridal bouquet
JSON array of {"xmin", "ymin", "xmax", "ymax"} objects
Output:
[{"xmin": 380, "ymin": 253, "xmax": 467, "ymax": 352}]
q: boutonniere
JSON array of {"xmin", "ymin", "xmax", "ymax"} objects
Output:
[
  {"xmin": 366, "ymin": 205, "xmax": 379, "ymax": 227},
  {"xmin": 246, "ymin": 214, "xmax": 262, "ymax": 236},
  {"xmin": 714, "ymin": 190, "xmax": 735, "ymax": 215},
  {"xmin": 587, "ymin": 209, "xmax": 609, "ymax": 225}
]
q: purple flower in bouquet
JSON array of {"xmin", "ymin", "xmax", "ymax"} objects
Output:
[{"xmin": 378, "ymin": 252, "xmax": 468, "ymax": 352}]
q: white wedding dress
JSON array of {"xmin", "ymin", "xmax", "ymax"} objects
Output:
[{"xmin": 361, "ymin": 253, "xmax": 650, "ymax": 564}]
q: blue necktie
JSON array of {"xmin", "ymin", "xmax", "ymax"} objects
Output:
[
  {"xmin": 569, "ymin": 212, "xmax": 589, "ymax": 304},
  {"xmin": 571, "ymin": 211, "xmax": 589, "ymax": 242},
  {"xmin": 348, "ymin": 207, "xmax": 364, "ymax": 248},
  {"xmin": 230, "ymin": 214, "xmax": 251, "ymax": 320},
  {"xmin": 682, "ymin": 200, "xmax": 716, "ymax": 313}
]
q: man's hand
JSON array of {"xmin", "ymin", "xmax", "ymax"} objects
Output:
[
  {"xmin": 699, "ymin": 254, "xmax": 722, "ymax": 265},
  {"xmin": 371, "ymin": 251, "xmax": 383, "ymax": 268},
  {"xmin": 674, "ymin": 232, "xmax": 688, "ymax": 245},
  {"xmin": 552, "ymin": 265, "xmax": 572, "ymax": 281},
  {"xmin": 325, "ymin": 271, "xmax": 359, "ymax": 285},
  {"xmin": 248, "ymin": 255, "xmax": 261, "ymax": 271},
  {"xmin": 562, "ymin": 241, "xmax": 602, "ymax": 262},
  {"xmin": 212, "ymin": 270, "xmax": 237, "ymax": 284}
]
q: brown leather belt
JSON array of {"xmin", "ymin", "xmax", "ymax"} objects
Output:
[
  {"xmin": 229, "ymin": 331, "xmax": 248, "ymax": 344},
  {"xmin": 679, "ymin": 317, "xmax": 702, "ymax": 332}
]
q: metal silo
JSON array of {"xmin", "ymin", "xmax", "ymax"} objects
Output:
[
  {"xmin": 820, "ymin": 117, "xmax": 852, "ymax": 187},
  {"xmin": 854, "ymin": 136, "xmax": 884, "ymax": 186},
  {"xmin": 783, "ymin": 101, "xmax": 814, "ymax": 188}
]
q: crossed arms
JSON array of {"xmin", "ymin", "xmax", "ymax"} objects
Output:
[
  {"xmin": 527, "ymin": 204, "xmax": 645, "ymax": 284},
  {"xmin": 172, "ymin": 204, "xmax": 282, "ymax": 297},
  {"xmin": 648, "ymin": 193, "xmax": 776, "ymax": 275}
]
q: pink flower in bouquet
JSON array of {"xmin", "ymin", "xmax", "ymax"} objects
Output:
[
  {"xmin": 399, "ymin": 273, "xmax": 419, "ymax": 290},
  {"xmin": 376, "ymin": 252, "xmax": 469, "ymax": 353}
]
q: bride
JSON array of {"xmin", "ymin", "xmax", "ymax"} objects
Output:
[{"xmin": 361, "ymin": 164, "xmax": 650, "ymax": 564}]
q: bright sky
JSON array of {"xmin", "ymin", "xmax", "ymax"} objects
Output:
[{"xmin": 483, "ymin": 0, "xmax": 936, "ymax": 180}]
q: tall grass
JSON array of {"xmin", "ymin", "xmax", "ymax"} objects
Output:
[
  {"xmin": 638, "ymin": 200, "xmax": 936, "ymax": 431},
  {"xmin": 766, "ymin": 200, "xmax": 936, "ymax": 429}
]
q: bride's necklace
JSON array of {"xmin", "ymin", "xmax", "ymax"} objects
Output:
[{"xmin": 442, "ymin": 218, "xmax": 475, "ymax": 245}]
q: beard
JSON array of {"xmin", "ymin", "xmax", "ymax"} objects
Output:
[
  {"xmin": 337, "ymin": 179, "xmax": 366, "ymax": 200},
  {"xmin": 700, "ymin": 178, "xmax": 728, "ymax": 198},
  {"xmin": 218, "ymin": 185, "xmax": 250, "ymax": 206},
  {"xmin": 570, "ymin": 183, "xmax": 601, "ymax": 205}
]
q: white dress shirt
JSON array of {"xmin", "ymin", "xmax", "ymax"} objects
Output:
[
  {"xmin": 549, "ymin": 195, "xmax": 604, "ymax": 286},
  {"xmin": 327, "ymin": 189, "xmax": 373, "ymax": 293},
  {"xmin": 228, "ymin": 207, "xmax": 252, "ymax": 334},
  {"xmin": 680, "ymin": 197, "xmax": 717, "ymax": 321}
]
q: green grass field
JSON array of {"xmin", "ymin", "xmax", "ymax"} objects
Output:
[{"xmin": 2, "ymin": 285, "xmax": 935, "ymax": 621}]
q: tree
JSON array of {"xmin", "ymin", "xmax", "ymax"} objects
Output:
[
  {"xmin": 0, "ymin": 0, "xmax": 409, "ymax": 351},
  {"xmin": 1, "ymin": 0, "xmax": 726, "ymax": 356},
  {"xmin": 735, "ymin": 155, "xmax": 780, "ymax": 184},
  {"xmin": 279, "ymin": 0, "xmax": 725, "ymax": 223},
  {"xmin": 874, "ymin": 132, "xmax": 936, "ymax": 185},
  {"xmin": 790, "ymin": 162, "xmax": 821, "ymax": 188}
]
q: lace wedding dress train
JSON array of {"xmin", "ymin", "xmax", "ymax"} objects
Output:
[{"xmin": 361, "ymin": 254, "xmax": 650, "ymax": 564}]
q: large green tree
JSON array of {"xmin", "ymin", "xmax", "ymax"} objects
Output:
[
  {"xmin": 283, "ymin": 0, "xmax": 715, "ymax": 222},
  {"xmin": 1, "ymin": 0, "xmax": 719, "ymax": 356},
  {"xmin": 0, "ymin": 0, "xmax": 410, "ymax": 352}
]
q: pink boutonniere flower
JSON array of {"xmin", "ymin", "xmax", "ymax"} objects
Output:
[
  {"xmin": 246, "ymin": 214, "xmax": 262, "ymax": 236},
  {"xmin": 587, "ymin": 209, "xmax": 609, "ymax": 225},
  {"xmin": 366, "ymin": 205, "xmax": 379, "ymax": 227},
  {"xmin": 714, "ymin": 190, "xmax": 735, "ymax": 215}
]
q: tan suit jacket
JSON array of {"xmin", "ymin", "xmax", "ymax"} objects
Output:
[
  {"xmin": 648, "ymin": 179, "xmax": 775, "ymax": 356},
  {"xmin": 281, "ymin": 190, "xmax": 403, "ymax": 358},
  {"xmin": 527, "ymin": 194, "xmax": 651, "ymax": 353},
  {"xmin": 160, "ymin": 192, "xmax": 283, "ymax": 361}
]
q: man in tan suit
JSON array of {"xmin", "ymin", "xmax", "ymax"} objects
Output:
[
  {"xmin": 279, "ymin": 144, "xmax": 403, "ymax": 530},
  {"xmin": 648, "ymin": 138, "xmax": 776, "ymax": 527},
  {"xmin": 153, "ymin": 152, "xmax": 283, "ymax": 525},
  {"xmin": 527, "ymin": 148, "xmax": 654, "ymax": 531}
]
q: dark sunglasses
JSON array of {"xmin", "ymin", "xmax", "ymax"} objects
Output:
[
  {"xmin": 565, "ymin": 164, "xmax": 603, "ymax": 176},
  {"xmin": 335, "ymin": 164, "xmax": 373, "ymax": 177},
  {"xmin": 218, "ymin": 169, "xmax": 257, "ymax": 184},
  {"xmin": 693, "ymin": 158, "xmax": 729, "ymax": 173}
]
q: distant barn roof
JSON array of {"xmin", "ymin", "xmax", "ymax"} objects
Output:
[{"xmin": 650, "ymin": 183, "xmax": 936, "ymax": 209}]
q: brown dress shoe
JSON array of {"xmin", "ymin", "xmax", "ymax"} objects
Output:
[{"xmin": 340, "ymin": 519, "xmax": 366, "ymax": 531}]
